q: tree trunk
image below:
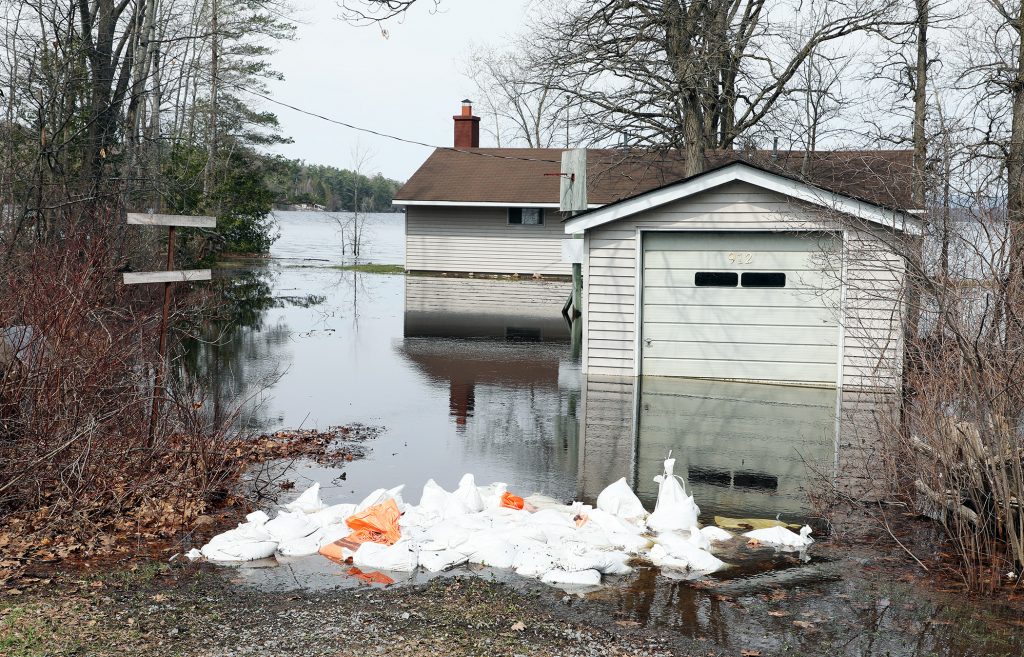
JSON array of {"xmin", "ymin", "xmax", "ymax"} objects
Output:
[{"xmin": 912, "ymin": 0, "xmax": 929, "ymax": 209}]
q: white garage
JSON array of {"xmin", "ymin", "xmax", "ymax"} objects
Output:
[{"xmin": 565, "ymin": 161, "xmax": 922, "ymax": 391}]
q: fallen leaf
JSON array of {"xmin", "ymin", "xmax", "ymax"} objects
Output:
[
  {"xmin": 151, "ymin": 594, "xmax": 167, "ymax": 603},
  {"xmin": 741, "ymin": 650, "xmax": 762, "ymax": 656},
  {"xmin": 792, "ymin": 620, "xmax": 814, "ymax": 629},
  {"xmin": 511, "ymin": 621, "xmax": 526, "ymax": 632},
  {"xmin": 614, "ymin": 620, "xmax": 642, "ymax": 627},
  {"xmin": 768, "ymin": 611, "xmax": 790, "ymax": 617}
]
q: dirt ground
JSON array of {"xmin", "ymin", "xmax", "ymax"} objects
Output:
[{"xmin": 2, "ymin": 528, "xmax": 1023, "ymax": 657}]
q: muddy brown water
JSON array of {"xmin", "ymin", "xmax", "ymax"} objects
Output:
[{"xmin": 182, "ymin": 211, "xmax": 1023, "ymax": 655}]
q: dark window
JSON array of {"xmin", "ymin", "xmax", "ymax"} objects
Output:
[
  {"xmin": 694, "ymin": 272, "xmax": 738, "ymax": 287},
  {"xmin": 508, "ymin": 208, "xmax": 544, "ymax": 225},
  {"xmin": 741, "ymin": 272, "xmax": 787, "ymax": 288}
]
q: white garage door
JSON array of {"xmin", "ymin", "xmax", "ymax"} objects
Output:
[{"xmin": 641, "ymin": 232, "xmax": 841, "ymax": 386}]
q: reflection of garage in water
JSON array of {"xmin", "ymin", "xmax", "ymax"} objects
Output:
[{"xmin": 577, "ymin": 377, "xmax": 836, "ymax": 523}]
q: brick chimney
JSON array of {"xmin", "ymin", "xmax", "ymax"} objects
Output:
[{"xmin": 453, "ymin": 99, "xmax": 480, "ymax": 148}]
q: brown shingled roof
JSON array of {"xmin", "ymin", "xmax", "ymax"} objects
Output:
[{"xmin": 395, "ymin": 148, "xmax": 917, "ymax": 211}]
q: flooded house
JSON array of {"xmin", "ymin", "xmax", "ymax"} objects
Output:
[{"xmin": 562, "ymin": 156, "xmax": 922, "ymax": 392}]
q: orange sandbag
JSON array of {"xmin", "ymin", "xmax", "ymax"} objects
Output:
[
  {"xmin": 500, "ymin": 491, "xmax": 525, "ymax": 510},
  {"xmin": 319, "ymin": 498, "xmax": 402, "ymax": 563},
  {"xmin": 345, "ymin": 498, "xmax": 402, "ymax": 545}
]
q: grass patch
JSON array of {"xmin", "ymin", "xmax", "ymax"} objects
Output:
[{"xmin": 332, "ymin": 264, "xmax": 405, "ymax": 274}]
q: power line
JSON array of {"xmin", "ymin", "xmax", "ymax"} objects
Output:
[{"xmin": 231, "ymin": 83, "xmax": 563, "ymax": 164}]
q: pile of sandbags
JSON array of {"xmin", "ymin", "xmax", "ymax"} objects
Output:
[{"xmin": 197, "ymin": 458, "xmax": 815, "ymax": 588}]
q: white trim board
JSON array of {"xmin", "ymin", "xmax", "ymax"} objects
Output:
[
  {"xmin": 564, "ymin": 162, "xmax": 923, "ymax": 236},
  {"xmin": 394, "ymin": 200, "xmax": 604, "ymax": 209}
]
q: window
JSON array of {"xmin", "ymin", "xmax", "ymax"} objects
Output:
[
  {"xmin": 741, "ymin": 272, "xmax": 787, "ymax": 288},
  {"xmin": 694, "ymin": 272, "xmax": 738, "ymax": 287},
  {"xmin": 508, "ymin": 208, "xmax": 544, "ymax": 225}
]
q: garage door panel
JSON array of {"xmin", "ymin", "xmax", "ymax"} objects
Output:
[
  {"xmin": 642, "ymin": 357, "xmax": 837, "ymax": 383},
  {"xmin": 643, "ymin": 304, "xmax": 836, "ymax": 326},
  {"xmin": 642, "ymin": 323, "xmax": 838, "ymax": 346},
  {"xmin": 644, "ymin": 250, "xmax": 830, "ymax": 271},
  {"xmin": 643, "ymin": 340, "xmax": 837, "ymax": 364},
  {"xmin": 641, "ymin": 231, "xmax": 839, "ymax": 386},
  {"xmin": 644, "ymin": 231, "xmax": 839, "ymax": 253},
  {"xmin": 643, "ymin": 287, "xmax": 840, "ymax": 307}
]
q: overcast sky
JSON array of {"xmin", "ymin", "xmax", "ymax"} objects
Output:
[{"xmin": 263, "ymin": 0, "xmax": 532, "ymax": 181}]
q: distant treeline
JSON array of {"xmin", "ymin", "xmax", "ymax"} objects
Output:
[{"xmin": 266, "ymin": 159, "xmax": 404, "ymax": 212}]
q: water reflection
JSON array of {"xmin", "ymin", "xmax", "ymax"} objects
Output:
[{"xmin": 578, "ymin": 377, "xmax": 837, "ymax": 523}]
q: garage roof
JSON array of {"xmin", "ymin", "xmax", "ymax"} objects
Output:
[
  {"xmin": 563, "ymin": 160, "xmax": 924, "ymax": 236},
  {"xmin": 394, "ymin": 148, "xmax": 918, "ymax": 211}
]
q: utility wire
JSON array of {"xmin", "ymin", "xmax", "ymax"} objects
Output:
[{"xmin": 231, "ymin": 82, "xmax": 564, "ymax": 164}]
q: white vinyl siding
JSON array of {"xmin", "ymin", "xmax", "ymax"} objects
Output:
[
  {"xmin": 581, "ymin": 181, "xmax": 906, "ymax": 391},
  {"xmin": 405, "ymin": 206, "xmax": 571, "ymax": 276}
]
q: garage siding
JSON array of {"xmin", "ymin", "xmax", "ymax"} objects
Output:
[
  {"xmin": 581, "ymin": 181, "xmax": 906, "ymax": 391},
  {"xmin": 405, "ymin": 206, "xmax": 572, "ymax": 276}
]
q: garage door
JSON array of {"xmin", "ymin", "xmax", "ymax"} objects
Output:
[{"xmin": 641, "ymin": 232, "xmax": 841, "ymax": 386}]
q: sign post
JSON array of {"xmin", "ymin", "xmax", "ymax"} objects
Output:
[{"xmin": 124, "ymin": 212, "xmax": 216, "ymax": 442}]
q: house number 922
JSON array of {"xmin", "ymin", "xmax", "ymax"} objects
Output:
[{"xmin": 728, "ymin": 252, "xmax": 753, "ymax": 264}]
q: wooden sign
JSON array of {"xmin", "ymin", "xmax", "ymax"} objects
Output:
[
  {"xmin": 123, "ymin": 270, "xmax": 212, "ymax": 285},
  {"xmin": 127, "ymin": 213, "xmax": 217, "ymax": 228}
]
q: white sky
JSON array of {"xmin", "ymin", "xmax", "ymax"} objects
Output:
[{"xmin": 264, "ymin": 0, "xmax": 533, "ymax": 180}]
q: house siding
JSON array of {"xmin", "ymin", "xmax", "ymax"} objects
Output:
[
  {"xmin": 405, "ymin": 206, "xmax": 572, "ymax": 276},
  {"xmin": 581, "ymin": 181, "xmax": 907, "ymax": 391}
]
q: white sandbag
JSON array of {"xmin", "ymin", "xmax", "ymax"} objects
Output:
[
  {"xmin": 479, "ymin": 482, "xmax": 508, "ymax": 509},
  {"xmin": 701, "ymin": 525, "xmax": 734, "ymax": 543},
  {"xmin": 651, "ymin": 540, "xmax": 725, "ymax": 573},
  {"xmin": 452, "ymin": 473, "xmax": 485, "ymax": 512},
  {"xmin": 357, "ymin": 484, "xmax": 406, "ymax": 513},
  {"xmin": 743, "ymin": 525, "xmax": 814, "ymax": 549},
  {"xmin": 462, "ymin": 535, "xmax": 518, "ymax": 568},
  {"xmin": 529, "ymin": 508, "xmax": 575, "ymax": 528},
  {"xmin": 309, "ymin": 503, "xmax": 356, "ymax": 528},
  {"xmin": 418, "ymin": 549, "xmax": 468, "ymax": 572},
  {"xmin": 558, "ymin": 545, "xmax": 633, "ymax": 575},
  {"xmin": 512, "ymin": 543, "xmax": 559, "ymax": 578},
  {"xmin": 283, "ymin": 482, "xmax": 326, "ymax": 514},
  {"xmin": 418, "ymin": 479, "xmax": 451, "ymax": 515},
  {"xmin": 201, "ymin": 523, "xmax": 278, "ymax": 562},
  {"xmin": 596, "ymin": 478, "xmax": 647, "ymax": 520},
  {"xmin": 605, "ymin": 531, "xmax": 652, "ymax": 554},
  {"xmin": 418, "ymin": 524, "xmax": 471, "ymax": 551},
  {"xmin": 184, "ymin": 548, "xmax": 203, "ymax": 561},
  {"xmin": 541, "ymin": 568, "xmax": 601, "ymax": 587},
  {"xmin": 277, "ymin": 528, "xmax": 326, "ymax": 557},
  {"xmin": 646, "ymin": 457, "xmax": 700, "ymax": 533},
  {"xmin": 442, "ymin": 494, "xmax": 471, "ymax": 519},
  {"xmin": 245, "ymin": 510, "xmax": 270, "ymax": 525},
  {"xmin": 353, "ymin": 541, "xmax": 419, "ymax": 572},
  {"xmin": 264, "ymin": 511, "xmax": 320, "ymax": 542}
]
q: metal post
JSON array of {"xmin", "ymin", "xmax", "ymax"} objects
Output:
[{"xmin": 148, "ymin": 225, "xmax": 175, "ymax": 443}]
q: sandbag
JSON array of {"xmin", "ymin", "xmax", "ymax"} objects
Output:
[
  {"xmin": 418, "ymin": 524, "xmax": 471, "ymax": 551},
  {"xmin": 309, "ymin": 503, "xmax": 356, "ymax": 528},
  {"xmin": 418, "ymin": 549, "xmax": 468, "ymax": 572},
  {"xmin": 541, "ymin": 568, "xmax": 601, "ymax": 587},
  {"xmin": 462, "ymin": 535, "xmax": 517, "ymax": 568},
  {"xmin": 345, "ymin": 498, "xmax": 402, "ymax": 546},
  {"xmin": 651, "ymin": 540, "xmax": 725, "ymax": 573},
  {"xmin": 558, "ymin": 546, "xmax": 632, "ymax": 575},
  {"xmin": 418, "ymin": 479, "xmax": 451, "ymax": 515},
  {"xmin": 277, "ymin": 528, "xmax": 326, "ymax": 557},
  {"xmin": 283, "ymin": 482, "xmax": 326, "ymax": 514},
  {"xmin": 743, "ymin": 525, "xmax": 814, "ymax": 549},
  {"xmin": 596, "ymin": 478, "xmax": 647, "ymax": 520},
  {"xmin": 201, "ymin": 523, "xmax": 278, "ymax": 562},
  {"xmin": 353, "ymin": 541, "xmax": 419, "ymax": 572},
  {"xmin": 357, "ymin": 485, "xmax": 406, "ymax": 513},
  {"xmin": 646, "ymin": 457, "xmax": 700, "ymax": 533},
  {"xmin": 245, "ymin": 510, "xmax": 270, "ymax": 525},
  {"xmin": 512, "ymin": 544, "xmax": 559, "ymax": 578},
  {"xmin": 452, "ymin": 473, "xmax": 485, "ymax": 512},
  {"xmin": 264, "ymin": 511, "xmax": 320, "ymax": 542},
  {"xmin": 701, "ymin": 526, "xmax": 734, "ymax": 543}
]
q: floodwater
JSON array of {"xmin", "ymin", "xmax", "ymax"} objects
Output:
[
  {"xmin": 182, "ymin": 212, "xmax": 1024, "ymax": 655},
  {"xmin": 188, "ymin": 210, "xmax": 836, "ymax": 523}
]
